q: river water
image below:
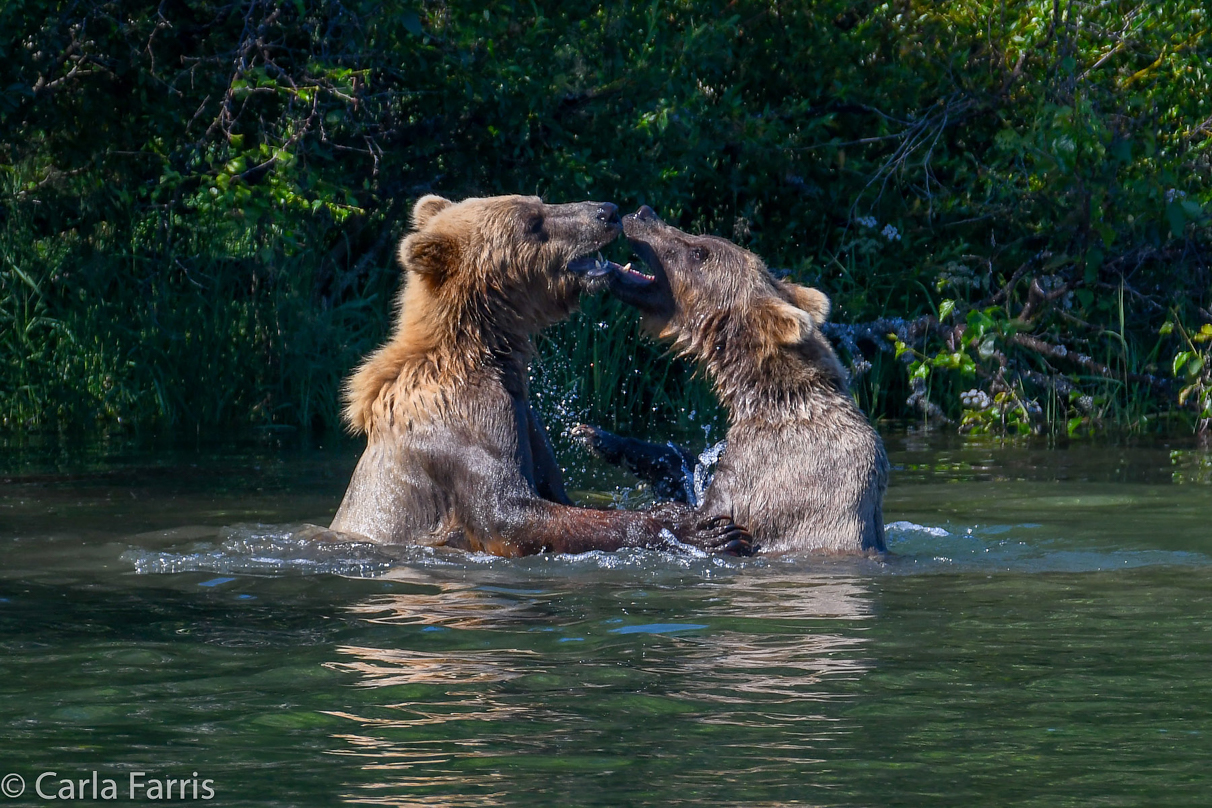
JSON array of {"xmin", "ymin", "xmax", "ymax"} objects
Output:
[{"xmin": 1, "ymin": 431, "xmax": 1210, "ymax": 806}]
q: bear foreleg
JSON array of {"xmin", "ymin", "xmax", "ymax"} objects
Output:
[{"xmin": 569, "ymin": 424, "xmax": 695, "ymax": 503}]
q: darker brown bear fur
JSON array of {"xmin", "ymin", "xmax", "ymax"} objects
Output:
[
  {"xmin": 330, "ymin": 195, "xmax": 747, "ymax": 557},
  {"xmin": 576, "ymin": 206, "xmax": 887, "ymax": 555}
]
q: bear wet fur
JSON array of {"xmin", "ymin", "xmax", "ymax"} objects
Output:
[
  {"xmin": 330, "ymin": 194, "xmax": 749, "ymax": 557},
  {"xmin": 576, "ymin": 206, "xmax": 887, "ymax": 555}
]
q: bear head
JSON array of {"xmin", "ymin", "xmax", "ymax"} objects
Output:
[
  {"xmin": 341, "ymin": 194, "xmax": 623, "ymax": 434},
  {"xmin": 609, "ymin": 205, "xmax": 846, "ymax": 401},
  {"xmin": 398, "ymin": 194, "xmax": 622, "ymax": 335}
]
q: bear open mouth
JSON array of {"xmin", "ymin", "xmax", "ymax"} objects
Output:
[
  {"xmin": 612, "ymin": 259, "xmax": 657, "ymax": 286},
  {"xmin": 566, "ymin": 252, "xmax": 656, "ymax": 286}
]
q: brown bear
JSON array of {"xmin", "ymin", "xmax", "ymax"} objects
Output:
[
  {"xmin": 574, "ymin": 205, "xmax": 888, "ymax": 555},
  {"xmin": 330, "ymin": 194, "xmax": 748, "ymax": 557}
]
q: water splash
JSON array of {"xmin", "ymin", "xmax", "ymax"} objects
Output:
[
  {"xmin": 120, "ymin": 523, "xmax": 748, "ymax": 581},
  {"xmin": 883, "ymin": 520, "xmax": 1210, "ymax": 574},
  {"xmin": 118, "ymin": 517, "xmax": 1211, "ymax": 584},
  {"xmin": 122, "ymin": 523, "xmax": 396, "ymax": 577},
  {"xmin": 689, "ymin": 440, "xmax": 728, "ymax": 507},
  {"xmin": 886, "ymin": 520, "xmax": 951, "ymax": 537}
]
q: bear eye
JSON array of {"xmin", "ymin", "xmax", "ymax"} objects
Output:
[{"xmin": 690, "ymin": 246, "xmax": 710, "ymax": 264}]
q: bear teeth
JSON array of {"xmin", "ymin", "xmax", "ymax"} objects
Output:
[{"xmin": 619, "ymin": 262, "xmax": 655, "ymax": 283}]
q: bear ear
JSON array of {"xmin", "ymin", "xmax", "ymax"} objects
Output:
[
  {"xmin": 410, "ymin": 195, "xmax": 453, "ymax": 230},
  {"xmin": 756, "ymin": 296, "xmax": 818, "ymax": 346},
  {"xmin": 398, "ymin": 229, "xmax": 459, "ymax": 279},
  {"xmin": 778, "ymin": 281, "xmax": 831, "ymax": 326}
]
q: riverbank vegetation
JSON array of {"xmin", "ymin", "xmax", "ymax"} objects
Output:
[{"xmin": 3, "ymin": 1, "xmax": 1210, "ymax": 436}]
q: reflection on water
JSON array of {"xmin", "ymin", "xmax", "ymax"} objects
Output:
[
  {"xmin": 328, "ymin": 644, "xmax": 541, "ymax": 686},
  {"xmin": 320, "ymin": 565, "xmax": 879, "ymax": 807},
  {"xmin": 685, "ymin": 574, "xmax": 874, "ymax": 700},
  {"xmin": 677, "ymin": 632, "xmax": 870, "ymax": 701},
  {"xmin": 1, "ymin": 432, "xmax": 1210, "ymax": 806},
  {"xmin": 344, "ymin": 581, "xmax": 553, "ymax": 631}
]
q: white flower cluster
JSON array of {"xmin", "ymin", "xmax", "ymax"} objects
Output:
[
  {"xmin": 960, "ymin": 388, "xmax": 992, "ymax": 410},
  {"xmin": 854, "ymin": 215, "xmax": 901, "ymax": 241},
  {"xmin": 1166, "ymin": 188, "xmax": 1188, "ymax": 203}
]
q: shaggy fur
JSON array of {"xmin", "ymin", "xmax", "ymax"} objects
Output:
[
  {"xmin": 330, "ymin": 195, "xmax": 748, "ymax": 556},
  {"xmin": 576, "ymin": 206, "xmax": 888, "ymax": 555}
]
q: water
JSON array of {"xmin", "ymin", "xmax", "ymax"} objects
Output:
[{"xmin": 2, "ymin": 432, "xmax": 1210, "ymax": 806}]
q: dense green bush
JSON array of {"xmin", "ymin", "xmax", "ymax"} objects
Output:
[{"xmin": 2, "ymin": 1, "xmax": 1210, "ymax": 435}]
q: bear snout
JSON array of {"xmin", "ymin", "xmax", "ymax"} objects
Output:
[
  {"xmin": 596, "ymin": 203, "xmax": 620, "ymax": 225},
  {"xmin": 622, "ymin": 206, "xmax": 665, "ymax": 237}
]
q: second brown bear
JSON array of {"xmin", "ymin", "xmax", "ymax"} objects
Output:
[{"xmin": 576, "ymin": 206, "xmax": 888, "ymax": 555}]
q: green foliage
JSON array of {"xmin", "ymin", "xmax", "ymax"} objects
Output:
[
  {"xmin": 2, "ymin": 0, "xmax": 1210, "ymax": 435},
  {"xmin": 1171, "ymin": 321, "xmax": 1212, "ymax": 430}
]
